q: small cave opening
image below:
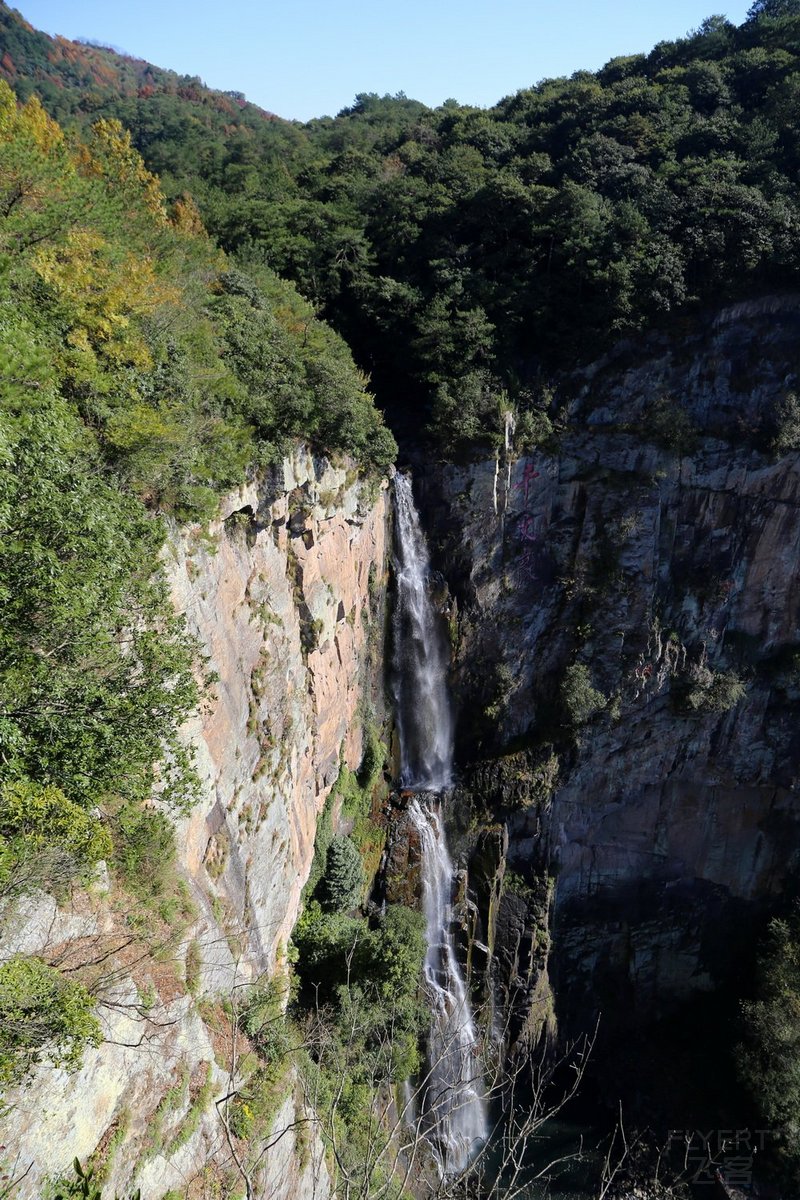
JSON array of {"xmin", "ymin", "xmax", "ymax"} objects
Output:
[{"xmin": 224, "ymin": 504, "xmax": 258, "ymax": 548}]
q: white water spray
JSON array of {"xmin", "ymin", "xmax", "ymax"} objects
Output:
[
  {"xmin": 392, "ymin": 472, "xmax": 488, "ymax": 1175},
  {"xmin": 408, "ymin": 797, "xmax": 488, "ymax": 1174}
]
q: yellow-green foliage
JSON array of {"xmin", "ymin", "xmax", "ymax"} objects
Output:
[
  {"xmin": 0, "ymin": 780, "xmax": 111, "ymax": 859},
  {"xmin": 0, "ymin": 78, "xmax": 394, "ymax": 521},
  {"xmin": 0, "ymin": 80, "xmax": 395, "ymax": 929},
  {"xmin": 89, "ymin": 1108, "xmax": 130, "ymax": 1185},
  {"xmin": 0, "ymin": 779, "xmax": 112, "ymax": 900},
  {"xmin": 0, "ymin": 954, "xmax": 102, "ymax": 1084}
]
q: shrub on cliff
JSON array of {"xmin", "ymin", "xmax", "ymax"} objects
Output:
[
  {"xmin": 678, "ymin": 662, "xmax": 746, "ymax": 714},
  {"xmin": 240, "ymin": 977, "xmax": 292, "ymax": 1065},
  {"xmin": 51, "ymin": 1158, "xmax": 141, "ymax": 1200},
  {"xmin": 0, "ymin": 955, "xmax": 101, "ymax": 1085},
  {"xmin": 292, "ymin": 900, "xmax": 424, "ymax": 1014},
  {"xmin": 0, "ymin": 780, "xmax": 112, "ymax": 902},
  {"xmin": 771, "ymin": 392, "xmax": 800, "ymax": 455},
  {"xmin": 739, "ymin": 911, "xmax": 800, "ymax": 1183},
  {"xmin": 304, "ymin": 733, "xmax": 389, "ymax": 908},
  {"xmin": 109, "ymin": 803, "xmax": 179, "ymax": 904},
  {"xmin": 560, "ymin": 664, "xmax": 607, "ymax": 726}
]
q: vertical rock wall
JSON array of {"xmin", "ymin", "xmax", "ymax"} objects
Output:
[
  {"xmin": 0, "ymin": 448, "xmax": 388, "ymax": 1198},
  {"xmin": 420, "ymin": 301, "xmax": 800, "ymax": 1045},
  {"xmin": 172, "ymin": 448, "xmax": 388, "ymax": 975}
]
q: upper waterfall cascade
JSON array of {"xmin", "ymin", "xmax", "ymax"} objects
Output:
[
  {"xmin": 392, "ymin": 472, "xmax": 454, "ymax": 791},
  {"xmin": 392, "ymin": 472, "xmax": 488, "ymax": 1175}
]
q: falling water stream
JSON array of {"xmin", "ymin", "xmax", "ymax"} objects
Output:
[
  {"xmin": 392, "ymin": 472, "xmax": 454, "ymax": 792},
  {"xmin": 392, "ymin": 472, "xmax": 488, "ymax": 1175}
]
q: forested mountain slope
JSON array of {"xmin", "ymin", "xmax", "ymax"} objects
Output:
[
  {"xmin": 0, "ymin": 70, "xmax": 401, "ymax": 1194},
  {"xmin": 4, "ymin": 2, "xmax": 800, "ymax": 446},
  {"xmin": 0, "ymin": 60, "xmax": 393, "ymax": 873}
]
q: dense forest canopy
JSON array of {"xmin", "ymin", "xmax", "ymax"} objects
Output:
[
  {"xmin": 4, "ymin": 2, "xmax": 800, "ymax": 448},
  {"xmin": 3, "ymin": 0, "xmax": 800, "ymax": 838}
]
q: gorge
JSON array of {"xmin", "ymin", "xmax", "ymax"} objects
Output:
[
  {"xmin": 4, "ymin": 2, "xmax": 800, "ymax": 1197},
  {"xmin": 5, "ymin": 304, "xmax": 800, "ymax": 1196}
]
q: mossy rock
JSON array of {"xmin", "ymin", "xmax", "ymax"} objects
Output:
[{"xmin": 462, "ymin": 748, "xmax": 560, "ymax": 814}]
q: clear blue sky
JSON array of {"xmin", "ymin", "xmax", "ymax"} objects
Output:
[{"xmin": 15, "ymin": 1, "xmax": 753, "ymax": 122}]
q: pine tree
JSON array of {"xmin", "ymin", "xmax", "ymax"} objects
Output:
[{"xmin": 321, "ymin": 835, "xmax": 364, "ymax": 912}]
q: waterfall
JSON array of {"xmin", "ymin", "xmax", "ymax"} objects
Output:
[
  {"xmin": 408, "ymin": 797, "xmax": 488, "ymax": 1175},
  {"xmin": 392, "ymin": 472, "xmax": 454, "ymax": 791},
  {"xmin": 392, "ymin": 472, "xmax": 488, "ymax": 1175}
]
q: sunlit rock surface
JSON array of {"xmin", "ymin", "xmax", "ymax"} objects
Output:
[{"xmin": 2, "ymin": 447, "xmax": 385, "ymax": 1198}]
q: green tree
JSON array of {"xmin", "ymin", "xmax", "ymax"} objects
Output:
[
  {"xmin": 560, "ymin": 663, "xmax": 607, "ymax": 726},
  {"xmin": 321, "ymin": 835, "xmax": 364, "ymax": 912},
  {"xmin": 292, "ymin": 901, "xmax": 366, "ymax": 1003},
  {"xmin": 0, "ymin": 779, "xmax": 111, "ymax": 901},
  {"xmin": 747, "ymin": 0, "xmax": 800, "ymax": 20},
  {"xmin": 8, "ymin": 7, "xmax": 800, "ymax": 455},
  {"xmin": 0, "ymin": 389, "xmax": 200, "ymax": 811},
  {"xmin": 364, "ymin": 904, "xmax": 426, "ymax": 998}
]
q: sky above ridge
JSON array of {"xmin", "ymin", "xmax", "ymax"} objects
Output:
[{"xmin": 17, "ymin": 0, "xmax": 753, "ymax": 122}]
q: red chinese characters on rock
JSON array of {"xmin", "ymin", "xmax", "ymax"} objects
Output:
[
  {"xmin": 519, "ymin": 462, "xmax": 539, "ymax": 506},
  {"xmin": 515, "ymin": 463, "xmax": 540, "ymax": 580}
]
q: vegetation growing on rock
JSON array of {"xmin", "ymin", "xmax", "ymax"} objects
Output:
[
  {"xmin": 0, "ymin": 780, "xmax": 111, "ymax": 901},
  {"xmin": 0, "ymin": 955, "xmax": 101, "ymax": 1084},
  {"xmin": 3, "ymin": 0, "xmax": 800, "ymax": 1190},
  {"xmin": 0, "ymin": 69, "xmax": 395, "ymax": 1108},
  {"xmin": 560, "ymin": 663, "xmax": 608, "ymax": 727},
  {"xmin": 675, "ymin": 660, "xmax": 747, "ymax": 714}
]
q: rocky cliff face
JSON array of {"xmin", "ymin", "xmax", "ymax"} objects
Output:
[
  {"xmin": 418, "ymin": 297, "xmax": 800, "ymax": 1047},
  {"xmin": 10, "ymin": 297, "xmax": 800, "ymax": 1187},
  {"xmin": 173, "ymin": 448, "xmax": 388, "ymax": 977},
  {"xmin": 2, "ymin": 449, "xmax": 388, "ymax": 1198}
]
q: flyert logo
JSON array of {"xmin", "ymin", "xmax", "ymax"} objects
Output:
[{"xmin": 665, "ymin": 1127, "xmax": 777, "ymax": 1188}]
